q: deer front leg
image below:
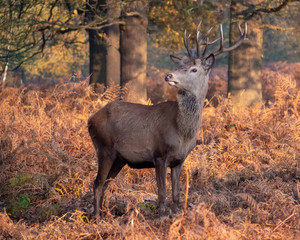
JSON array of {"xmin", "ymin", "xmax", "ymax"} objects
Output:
[
  {"xmin": 154, "ymin": 158, "xmax": 167, "ymax": 217},
  {"xmin": 171, "ymin": 163, "xmax": 183, "ymax": 212}
]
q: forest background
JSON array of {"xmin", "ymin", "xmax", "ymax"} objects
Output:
[
  {"xmin": 1, "ymin": 0, "xmax": 300, "ymax": 100},
  {"xmin": 0, "ymin": 0, "xmax": 299, "ymax": 239}
]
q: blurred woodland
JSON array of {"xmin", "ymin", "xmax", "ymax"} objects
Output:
[
  {"xmin": 1, "ymin": 1, "xmax": 299, "ymax": 98},
  {"xmin": 0, "ymin": 0, "xmax": 300, "ymax": 239}
]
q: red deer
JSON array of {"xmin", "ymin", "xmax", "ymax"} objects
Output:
[{"xmin": 88, "ymin": 21, "xmax": 247, "ymax": 217}]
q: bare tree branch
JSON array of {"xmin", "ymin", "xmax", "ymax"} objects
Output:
[
  {"xmin": 260, "ymin": 24, "xmax": 294, "ymax": 31},
  {"xmin": 232, "ymin": 0, "xmax": 298, "ymax": 20}
]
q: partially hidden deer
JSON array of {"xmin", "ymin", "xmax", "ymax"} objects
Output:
[{"xmin": 88, "ymin": 21, "xmax": 247, "ymax": 217}]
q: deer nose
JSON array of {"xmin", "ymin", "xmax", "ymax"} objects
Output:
[{"xmin": 165, "ymin": 73, "xmax": 173, "ymax": 81}]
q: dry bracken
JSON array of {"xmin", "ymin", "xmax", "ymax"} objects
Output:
[{"xmin": 0, "ymin": 67, "xmax": 299, "ymax": 239}]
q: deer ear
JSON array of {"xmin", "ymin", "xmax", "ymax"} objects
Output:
[
  {"xmin": 170, "ymin": 55, "xmax": 186, "ymax": 68},
  {"xmin": 203, "ymin": 54, "xmax": 215, "ymax": 71}
]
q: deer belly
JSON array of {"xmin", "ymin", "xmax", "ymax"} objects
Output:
[{"xmin": 117, "ymin": 147, "xmax": 155, "ymax": 169}]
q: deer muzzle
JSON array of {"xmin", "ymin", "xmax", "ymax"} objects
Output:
[
  {"xmin": 165, "ymin": 73, "xmax": 178, "ymax": 86},
  {"xmin": 165, "ymin": 73, "xmax": 173, "ymax": 81}
]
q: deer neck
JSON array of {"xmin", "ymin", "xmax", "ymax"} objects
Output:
[{"xmin": 176, "ymin": 89, "xmax": 206, "ymax": 139}]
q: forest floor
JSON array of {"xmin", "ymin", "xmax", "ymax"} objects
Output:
[{"xmin": 0, "ymin": 62, "xmax": 299, "ymax": 239}]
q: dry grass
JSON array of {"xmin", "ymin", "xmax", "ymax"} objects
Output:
[{"xmin": 0, "ymin": 65, "xmax": 299, "ymax": 239}]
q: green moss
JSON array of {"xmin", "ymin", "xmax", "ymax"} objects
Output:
[
  {"xmin": 139, "ymin": 202, "xmax": 158, "ymax": 213},
  {"xmin": 7, "ymin": 194, "xmax": 31, "ymax": 215},
  {"xmin": 9, "ymin": 173, "xmax": 33, "ymax": 187}
]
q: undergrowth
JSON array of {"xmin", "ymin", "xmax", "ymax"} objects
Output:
[{"xmin": 0, "ymin": 67, "xmax": 299, "ymax": 239}]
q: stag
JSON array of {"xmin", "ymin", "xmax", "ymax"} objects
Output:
[{"xmin": 88, "ymin": 21, "xmax": 247, "ymax": 217}]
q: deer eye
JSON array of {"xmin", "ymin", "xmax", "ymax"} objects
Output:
[{"xmin": 190, "ymin": 68, "xmax": 197, "ymax": 73}]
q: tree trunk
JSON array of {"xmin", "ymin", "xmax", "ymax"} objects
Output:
[
  {"xmin": 87, "ymin": 0, "xmax": 107, "ymax": 85},
  {"xmin": 120, "ymin": 1, "xmax": 148, "ymax": 103},
  {"xmin": 89, "ymin": 29, "xmax": 107, "ymax": 85},
  {"xmin": 228, "ymin": 0, "xmax": 264, "ymax": 106},
  {"xmin": 106, "ymin": 0, "xmax": 121, "ymax": 87}
]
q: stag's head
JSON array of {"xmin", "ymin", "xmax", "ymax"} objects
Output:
[{"xmin": 165, "ymin": 21, "xmax": 247, "ymax": 95}]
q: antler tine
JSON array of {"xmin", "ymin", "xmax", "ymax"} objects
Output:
[
  {"xmin": 196, "ymin": 30, "xmax": 201, "ymax": 57},
  {"xmin": 196, "ymin": 21, "xmax": 216, "ymax": 58},
  {"xmin": 240, "ymin": 22, "xmax": 247, "ymax": 37},
  {"xmin": 196, "ymin": 20, "xmax": 203, "ymax": 57},
  {"xmin": 205, "ymin": 27, "xmax": 213, "ymax": 38},
  {"xmin": 184, "ymin": 29, "xmax": 192, "ymax": 57},
  {"xmin": 219, "ymin": 24, "xmax": 224, "ymax": 52},
  {"xmin": 201, "ymin": 37, "xmax": 209, "ymax": 58},
  {"xmin": 212, "ymin": 22, "xmax": 247, "ymax": 57},
  {"xmin": 243, "ymin": 22, "xmax": 248, "ymax": 38},
  {"xmin": 197, "ymin": 26, "xmax": 215, "ymax": 58},
  {"xmin": 208, "ymin": 37, "xmax": 220, "ymax": 45},
  {"xmin": 238, "ymin": 23, "xmax": 243, "ymax": 35},
  {"xmin": 197, "ymin": 20, "xmax": 202, "ymax": 32}
]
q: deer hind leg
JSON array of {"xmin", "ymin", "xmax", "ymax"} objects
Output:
[
  {"xmin": 93, "ymin": 149, "xmax": 116, "ymax": 217},
  {"xmin": 99, "ymin": 156, "xmax": 126, "ymax": 213}
]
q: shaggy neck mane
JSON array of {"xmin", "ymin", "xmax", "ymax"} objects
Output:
[{"xmin": 176, "ymin": 90, "xmax": 205, "ymax": 139}]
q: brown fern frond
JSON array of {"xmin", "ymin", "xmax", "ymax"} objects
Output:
[
  {"xmin": 254, "ymin": 180, "xmax": 272, "ymax": 196},
  {"xmin": 236, "ymin": 193, "xmax": 259, "ymax": 211}
]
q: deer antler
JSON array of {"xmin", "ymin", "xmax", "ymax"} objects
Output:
[
  {"xmin": 196, "ymin": 24, "xmax": 218, "ymax": 58},
  {"xmin": 211, "ymin": 22, "xmax": 247, "ymax": 57},
  {"xmin": 183, "ymin": 21, "xmax": 247, "ymax": 60},
  {"xmin": 184, "ymin": 21, "xmax": 220, "ymax": 59},
  {"xmin": 184, "ymin": 30, "xmax": 192, "ymax": 57}
]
